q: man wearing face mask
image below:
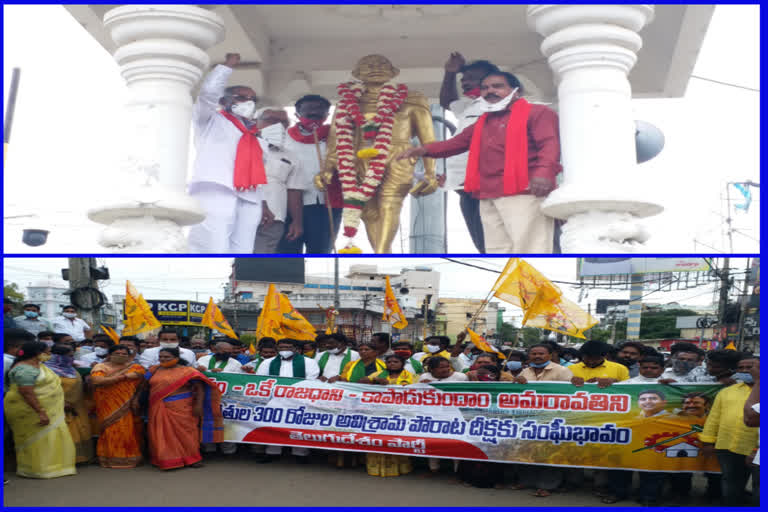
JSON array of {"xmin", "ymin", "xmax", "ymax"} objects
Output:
[
  {"xmin": 514, "ymin": 344, "xmax": 573, "ymax": 384},
  {"xmin": 250, "ymin": 107, "xmax": 306, "ymax": 253},
  {"xmin": 281, "ymin": 94, "xmax": 343, "ymax": 254},
  {"xmin": 700, "ymin": 354, "xmax": 760, "ymax": 506},
  {"xmin": 197, "ymin": 341, "xmax": 242, "ymax": 457},
  {"xmin": 658, "ymin": 343, "xmax": 706, "ymax": 384},
  {"xmin": 188, "ymin": 52, "xmax": 267, "ymax": 253},
  {"xmin": 53, "ymin": 306, "xmax": 93, "ymax": 343},
  {"xmin": 190, "ymin": 337, "xmax": 209, "ymax": 359},
  {"xmin": 315, "ymin": 333, "xmax": 359, "ymax": 383},
  {"xmin": 76, "ymin": 334, "xmax": 115, "ymax": 367},
  {"xmin": 439, "ymin": 54, "xmax": 500, "ymax": 253},
  {"xmin": 399, "ymin": 71, "xmax": 561, "ymax": 253},
  {"xmin": 139, "ymin": 328, "xmax": 196, "ymax": 368},
  {"xmin": 13, "ymin": 304, "xmax": 52, "ymax": 337},
  {"xmin": 614, "ymin": 341, "xmax": 647, "ymax": 378}
]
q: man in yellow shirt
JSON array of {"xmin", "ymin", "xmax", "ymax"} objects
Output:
[
  {"xmin": 700, "ymin": 355, "xmax": 760, "ymax": 506},
  {"xmin": 569, "ymin": 341, "xmax": 630, "ymax": 388}
]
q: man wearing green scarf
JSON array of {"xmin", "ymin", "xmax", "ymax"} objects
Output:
[{"xmin": 316, "ymin": 333, "xmax": 359, "ymax": 383}]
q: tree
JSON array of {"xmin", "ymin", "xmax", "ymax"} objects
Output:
[
  {"xmin": 4, "ymin": 282, "xmax": 25, "ymax": 316},
  {"xmin": 585, "ymin": 326, "xmax": 611, "ymax": 342},
  {"xmin": 498, "ymin": 322, "xmax": 518, "ymax": 344},
  {"xmin": 520, "ymin": 327, "xmax": 544, "ymax": 347}
]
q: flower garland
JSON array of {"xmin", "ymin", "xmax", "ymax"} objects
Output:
[{"xmin": 334, "ymin": 81, "xmax": 409, "ymax": 249}]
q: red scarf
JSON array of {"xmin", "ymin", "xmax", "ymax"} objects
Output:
[
  {"xmin": 464, "ymin": 88, "xmax": 482, "ymax": 99},
  {"xmin": 464, "ymin": 98, "xmax": 532, "ymax": 196},
  {"xmin": 220, "ymin": 111, "xmax": 267, "ymax": 191},
  {"xmin": 287, "ymin": 125, "xmax": 343, "ymax": 208}
]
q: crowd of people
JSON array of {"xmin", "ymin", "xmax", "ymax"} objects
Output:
[
  {"xmin": 187, "ymin": 50, "xmax": 562, "ymax": 254},
  {"xmin": 3, "ymin": 313, "xmax": 760, "ymax": 506}
]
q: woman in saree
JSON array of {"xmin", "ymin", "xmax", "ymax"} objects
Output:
[
  {"xmin": 44, "ymin": 343, "xmax": 94, "ymax": 464},
  {"xmin": 142, "ymin": 346, "xmax": 223, "ymax": 470},
  {"xmin": 4, "ymin": 340, "xmax": 76, "ymax": 478},
  {"xmin": 365, "ymin": 354, "xmax": 414, "ymax": 477},
  {"xmin": 90, "ymin": 344, "xmax": 146, "ymax": 468}
]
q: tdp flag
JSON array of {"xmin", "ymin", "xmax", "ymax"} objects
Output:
[
  {"xmin": 467, "ymin": 328, "xmax": 506, "ymax": 360},
  {"xmin": 256, "ymin": 284, "xmax": 316, "ymax": 341},
  {"xmin": 492, "ymin": 259, "xmax": 598, "ymax": 339},
  {"xmin": 201, "ymin": 297, "xmax": 238, "ymax": 340},
  {"xmin": 123, "ymin": 281, "xmax": 162, "ymax": 336},
  {"xmin": 278, "ymin": 292, "xmax": 316, "ymax": 341},
  {"xmin": 101, "ymin": 325, "xmax": 120, "ymax": 345},
  {"xmin": 256, "ymin": 284, "xmax": 283, "ymax": 340},
  {"xmin": 724, "ymin": 341, "xmax": 737, "ymax": 350},
  {"xmin": 383, "ymin": 276, "xmax": 408, "ymax": 329}
]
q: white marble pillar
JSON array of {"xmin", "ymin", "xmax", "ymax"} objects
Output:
[
  {"xmin": 527, "ymin": 5, "xmax": 662, "ymax": 253},
  {"xmin": 88, "ymin": 5, "xmax": 225, "ymax": 252}
]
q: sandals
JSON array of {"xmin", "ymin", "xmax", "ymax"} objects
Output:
[{"xmin": 532, "ymin": 489, "xmax": 551, "ymax": 497}]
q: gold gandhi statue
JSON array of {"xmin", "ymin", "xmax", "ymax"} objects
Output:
[{"xmin": 315, "ymin": 55, "xmax": 438, "ymax": 254}]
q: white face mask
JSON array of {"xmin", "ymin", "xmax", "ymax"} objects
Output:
[
  {"xmin": 279, "ymin": 350, "xmax": 294, "ymax": 360},
  {"xmin": 63, "ymin": 312, "xmax": 77, "ymax": 319},
  {"xmin": 260, "ymin": 122, "xmax": 286, "ymax": 147},
  {"xmin": 94, "ymin": 347, "xmax": 108, "ymax": 356},
  {"xmin": 159, "ymin": 342, "xmax": 178, "ymax": 349},
  {"xmin": 78, "ymin": 346, "xmax": 93, "ymax": 354},
  {"xmin": 480, "ymin": 87, "xmax": 518, "ymax": 113},
  {"xmin": 426, "ymin": 344, "xmax": 441, "ymax": 353},
  {"xmin": 231, "ymin": 100, "xmax": 256, "ymax": 119},
  {"xmin": 330, "ymin": 347, "xmax": 343, "ymax": 355}
]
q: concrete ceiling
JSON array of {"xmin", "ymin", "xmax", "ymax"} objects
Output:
[{"xmin": 66, "ymin": 4, "xmax": 714, "ymax": 105}]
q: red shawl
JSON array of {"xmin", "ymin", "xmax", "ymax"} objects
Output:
[{"xmin": 220, "ymin": 111, "xmax": 267, "ymax": 191}]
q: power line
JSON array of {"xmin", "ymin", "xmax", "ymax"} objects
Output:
[{"xmin": 691, "ymin": 75, "xmax": 759, "ymax": 92}]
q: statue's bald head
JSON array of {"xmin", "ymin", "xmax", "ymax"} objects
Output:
[{"xmin": 352, "ymin": 55, "xmax": 399, "ymax": 84}]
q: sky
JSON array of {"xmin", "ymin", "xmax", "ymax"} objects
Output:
[
  {"xmin": 1, "ymin": 4, "xmax": 761, "ymax": 254},
  {"xmin": 3, "ymin": 257, "xmax": 750, "ymax": 324}
]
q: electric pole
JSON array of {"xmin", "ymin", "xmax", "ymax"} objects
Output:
[
  {"xmin": 717, "ymin": 257, "xmax": 731, "ymax": 326},
  {"xmin": 736, "ymin": 258, "xmax": 751, "ymax": 351},
  {"xmin": 67, "ymin": 258, "xmax": 98, "ymax": 326},
  {"xmin": 333, "ymin": 257, "xmax": 340, "ymax": 309}
]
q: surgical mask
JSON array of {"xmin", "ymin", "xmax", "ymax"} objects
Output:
[
  {"xmin": 261, "ymin": 122, "xmax": 286, "ymax": 147},
  {"xmin": 192, "ymin": 348, "xmax": 208, "ymax": 354},
  {"xmin": 78, "ymin": 346, "xmax": 93, "ymax": 354},
  {"xmin": 37, "ymin": 353, "xmax": 51, "ymax": 362},
  {"xmin": 425, "ymin": 344, "xmax": 441, "ymax": 354},
  {"xmin": 24, "ymin": 311, "xmax": 39, "ymax": 318},
  {"xmin": 42, "ymin": 340, "xmax": 54, "ymax": 348},
  {"xmin": 304, "ymin": 350, "xmax": 316, "ymax": 358},
  {"xmin": 330, "ymin": 347, "xmax": 344, "ymax": 355},
  {"xmin": 213, "ymin": 353, "xmax": 230, "ymax": 361},
  {"xmin": 63, "ymin": 312, "xmax": 77, "ymax": 319},
  {"xmin": 160, "ymin": 342, "xmax": 178, "ymax": 349},
  {"xmin": 528, "ymin": 361, "xmax": 549, "ymax": 369},
  {"xmin": 505, "ymin": 360, "xmax": 522, "ymax": 371},
  {"xmin": 733, "ymin": 372, "xmax": 754, "ymax": 384},
  {"xmin": 94, "ymin": 347, "xmax": 108, "ymax": 357},
  {"xmin": 279, "ymin": 350, "xmax": 294, "ymax": 360},
  {"xmin": 673, "ymin": 360, "xmax": 697, "ymax": 375},
  {"xmin": 480, "ymin": 88, "xmax": 518, "ymax": 112},
  {"xmin": 160, "ymin": 358, "xmax": 179, "ymax": 368},
  {"xmin": 231, "ymin": 100, "xmax": 256, "ymax": 119}
]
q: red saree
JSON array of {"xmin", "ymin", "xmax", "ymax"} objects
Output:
[{"xmin": 147, "ymin": 365, "xmax": 223, "ymax": 470}]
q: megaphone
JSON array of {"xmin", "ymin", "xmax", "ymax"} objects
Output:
[{"xmin": 635, "ymin": 120, "xmax": 665, "ymax": 163}]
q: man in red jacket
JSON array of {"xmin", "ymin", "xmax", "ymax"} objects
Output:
[{"xmin": 398, "ymin": 71, "xmax": 561, "ymax": 253}]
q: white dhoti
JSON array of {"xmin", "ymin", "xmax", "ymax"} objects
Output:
[{"xmin": 187, "ymin": 182, "xmax": 263, "ymax": 253}]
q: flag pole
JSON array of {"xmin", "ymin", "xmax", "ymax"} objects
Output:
[
  {"xmin": 312, "ymin": 129, "xmax": 336, "ymax": 254},
  {"xmin": 462, "ymin": 258, "xmax": 516, "ymax": 333}
]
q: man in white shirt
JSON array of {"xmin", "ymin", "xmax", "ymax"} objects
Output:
[
  {"xmin": 251, "ymin": 107, "xmax": 306, "ymax": 253},
  {"xmin": 198, "ymin": 341, "xmax": 242, "ymax": 456},
  {"xmin": 255, "ymin": 338, "xmax": 318, "ymax": 462},
  {"xmin": 315, "ymin": 333, "xmax": 359, "ymax": 382},
  {"xmin": 139, "ymin": 329, "xmax": 196, "ymax": 368},
  {"xmin": 439, "ymin": 53, "xmax": 500, "ymax": 253},
  {"xmin": 77, "ymin": 334, "xmax": 115, "ymax": 367},
  {"xmin": 52, "ymin": 305, "xmax": 93, "ymax": 342},
  {"xmin": 280, "ymin": 94, "xmax": 342, "ymax": 254},
  {"xmin": 13, "ymin": 304, "xmax": 52, "ymax": 337},
  {"xmin": 623, "ymin": 355, "xmax": 666, "ymax": 384},
  {"xmin": 187, "ymin": 52, "xmax": 265, "ymax": 253}
]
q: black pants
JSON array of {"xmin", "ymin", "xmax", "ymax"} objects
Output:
[
  {"xmin": 457, "ymin": 190, "xmax": 485, "ymax": 253},
  {"xmin": 717, "ymin": 449, "xmax": 759, "ymax": 506},
  {"xmin": 278, "ymin": 204, "xmax": 342, "ymax": 254},
  {"xmin": 668, "ymin": 472, "xmax": 722, "ymax": 499}
]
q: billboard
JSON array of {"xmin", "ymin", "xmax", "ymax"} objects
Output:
[
  {"xmin": 233, "ymin": 258, "xmax": 305, "ymax": 284},
  {"xmin": 123, "ymin": 299, "xmax": 208, "ymax": 326},
  {"xmin": 595, "ymin": 299, "xmax": 630, "ymax": 315},
  {"xmin": 577, "ymin": 258, "xmax": 710, "ymax": 278}
]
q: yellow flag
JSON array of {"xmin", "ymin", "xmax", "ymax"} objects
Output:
[
  {"xmin": 467, "ymin": 327, "xmax": 506, "ymax": 360},
  {"xmin": 123, "ymin": 281, "xmax": 162, "ymax": 336},
  {"xmin": 101, "ymin": 325, "xmax": 120, "ymax": 345},
  {"xmin": 724, "ymin": 341, "xmax": 737, "ymax": 350},
  {"xmin": 255, "ymin": 284, "xmax": 317, "ymax": 342},
  {"xmin": 491, "ymin": 259, "xmax": 598, "ymax": 339},
  {"xmin": 383, "ymin": 276, "xmax": 408, "ymax": 329},
  {"xmin": 201, "ymin": 297, "xmax": 238, "ymax": 340},
  {"xmin": 278, "ymin": 292, "xmax": 317, "ymax": 341}
]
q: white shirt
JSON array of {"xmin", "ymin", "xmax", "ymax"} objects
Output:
[
  {"xmin": 419, "ymin": 371, "xmax": 468, "ymax": 383},
  {"xmin": 314, "ymin": 349, "xmax": 360, "ymax": 379},
  {"xmin": 52, "ymin": 316, "xmax": 91, "ymax": 342},
  {"xmin": 139, "ymin": 346, "xmax": 197, "ymax": 368},
  {"xmin": 445, "ymin": 96, "xmax": 485, "ymax": 190},
  {"xmin": 77, "ymin": 351, "xmax": 109, "ymax": 367},
  {"xmin": 255, "ymin": 355, "xmax": 320, "ymax": 380},
  {"xmin": 189, "ymin": 64, "xmax": 263, "ymax": 204},
  {"xmin": 260, "ymin": 143, "xmax": 306, "ymax": 222},
  {"xmin": 284, "ymin": 131, "xmax": 328, "ymax": 206},
  {"xmin": 197, "ymin": 355, "xmax": 244, "ymax": 374},
  {"xmin": 12, "ymin": 316, "xmax": 53, "ymax": 336},
  {"xmin": 4, "ymin": 353, "xmax": 15, "ymax": 386},
  {"xmin": 622, "ymin": 375, "xmax": 662, "ymax": 384}
]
